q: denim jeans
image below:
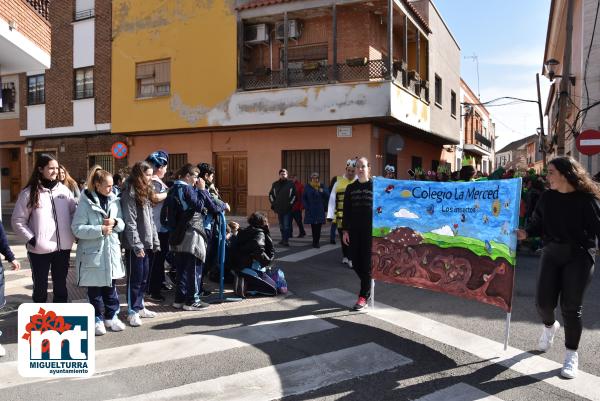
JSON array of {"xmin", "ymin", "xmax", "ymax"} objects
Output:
[
  {"xmin": 0, "ymin": 263, "xmax": 5, "ymax": 309},
  {"xmin": 277, "ymin": 212, "xmax": 292, "ymax": 242}
]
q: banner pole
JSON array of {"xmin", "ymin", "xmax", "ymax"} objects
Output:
[
  {"xmin": 504, "ymin": 312, "xmax": 511, "ymax": 351},
  {"xmin": 370, "ymin": 279, "xmax": 375, "ymax": 310}
]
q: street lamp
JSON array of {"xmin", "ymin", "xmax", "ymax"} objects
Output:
[{"xmin": 544, "ymin": 58, "xmax": 576, "ymax": 85}]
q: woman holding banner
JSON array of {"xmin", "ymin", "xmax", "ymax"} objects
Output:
[
  {"xmin": 517, "ymin": 156, "xmax": 600, "ymax": 379},
  {"xmin": 342, "ymin": 157, "xmax": 373, "ymax": 311}
]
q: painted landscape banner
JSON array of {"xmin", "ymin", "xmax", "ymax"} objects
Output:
[{"xmin": 371, "ymin": 177, "xmax": 522, "ymax": 312}]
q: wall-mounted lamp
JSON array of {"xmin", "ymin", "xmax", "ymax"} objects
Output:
[
  {"xmin": 544, "ymin": 59, "xmax": 576, "ymax": 85},
  {"xmin": 59, "ymin": 143, "xmax": 66, "ymax": 152},
  {"xmin": 8, "ymin": 20, "xmax": 17, "ymax": 31},
  {"xmin": 24, "ymin": 145, "xmax": 32, "ymax": 154}
]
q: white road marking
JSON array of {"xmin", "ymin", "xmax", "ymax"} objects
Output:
[
  {"xmin": 414, "ymin": 383, "xmax": 503, "ymax": 401},
  {"xmin": 0, "ymin": 314, "xmax": 337, "ymax": 390},
  {"xmin": 110, "ymin": 343, "xmax": 412, "ymax": 401},
  {"xmin": 313, "ymin": 288, "xmax": 600, "ymax": 401},
  {"xmin": 277, "ymin": 244, "xmax": 338, "ymax": 262}
]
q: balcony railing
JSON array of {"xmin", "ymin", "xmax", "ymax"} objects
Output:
[
  {"xmin": 241, "ymin": 60, "xmax": 389, "ymax": 90},
  {"xmin": 0, "ymin": 83, "xmax": 16, "ymax": 113},
  {"xmin": 25, "ymin": 0, "xmax": 50, "ymax": 21},
  {"xmin": 475, "ymin": 132, "xmax": 492, "ymax": 148},
  {"xmin": 241, "ymin": 59, "xmax": 429, "ymax": 102},
  {"xmin": 74, "ymin": 8, "xmax": 95, "ymax": 21}
]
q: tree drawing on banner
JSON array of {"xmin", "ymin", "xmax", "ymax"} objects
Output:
[{"xmin": 371, "ymin": 177, "xmax": 522, "ymax": 312}]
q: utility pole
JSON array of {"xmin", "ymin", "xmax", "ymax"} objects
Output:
[
  {"xmin": 464, "ymin": 53, "xmax": 480, "ymax": 99},
  {"xmin": 536, "ymin": 73, "xmax": 547, "ymax": 168},
  {"xmin": 555, "ymin": 0, "xmax": 575, "ymax": 156}
]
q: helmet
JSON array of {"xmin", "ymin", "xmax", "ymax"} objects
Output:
[
  {"xmin": 146, "ymin": 150, "xmax": 169, "ymax": 168},
  {"xmin": 384, "ymin": 165, "xmax": 396, "ymax": 173}
]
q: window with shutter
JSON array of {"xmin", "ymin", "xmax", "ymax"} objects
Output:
[{"xmin": 136, "ymin": 60, "xmax": 171, "ymax": 98}]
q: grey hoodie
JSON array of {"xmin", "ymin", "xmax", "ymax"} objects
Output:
[{"xmin": 120, "ymin": 180, "xmax": 160, "ymax": 252}]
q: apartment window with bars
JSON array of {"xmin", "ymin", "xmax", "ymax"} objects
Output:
[
  {"xmin": 434, "ymin": 74, "xmax": 442, "ymax": 106},
  {"xmin": 136, "ymin": 59, "xmax": 171, "ymax": 98},
  {"xmin": 168, "ymin": 153, "xmax": 188, "ymax": 175},
  {"xmin": 88, "ymin": 153, "xmax": 114, "ymax": 173},
  {"xmin": 74, "ymin": 0, "xmax": 95, "ymax": 21},
  {"xmin": 27, "ymin": 75, "xmax": 45, "ymax": 105},
  {"xmin": 0, "ymin": 82, "xmax": 16, "ymax": 112},
  {"xmin": 74, "ymin": 67, "xmax": 94, "ymax": 100},
  {"xmin": 282, "ymin": 149, "xmax": 330, "ymax": 186}
]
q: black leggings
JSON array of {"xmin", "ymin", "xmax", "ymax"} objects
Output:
[
  {"xmin": 338, "ymin": 228, "xmax": 350, "ymax": 259},
  {"xmin": 536, "ymin": 242, "xmax": 595, "ymax": 350},
  {"xmin": 310, "ymin": 224, "xmax": 322, "ymax": 245},
  {"xmin": 349, "ymin": 228, "xmax": 372, "ymax": 298}
]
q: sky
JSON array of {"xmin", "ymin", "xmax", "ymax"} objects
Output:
[{"xmin": 434, "ymin": 0, "xmax": 552, "ymax": 151}]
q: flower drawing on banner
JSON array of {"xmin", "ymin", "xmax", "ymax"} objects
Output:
[
  {"xmin": 393, "ymin": 208, "xmax": 419, "ymax": 219},
  {"xmin": 431, "ymin": 225, "xmax": 455, "ymax": 236}
]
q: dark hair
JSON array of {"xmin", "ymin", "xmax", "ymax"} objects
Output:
[
  {"xmin": 549, "ymin": 156, "xmax": 600, "ymax": 199},
  {"xmin": 247, "ymin": 211, "xmax": 268, "ymax": 228},
  {"xmin": 129, "ymin": 161, "xmax": 155, "ymax": 207},
  {"xmin": 24, "ymin": 153, "xmax": 58, "ymax": 209},
  {"xmin": 113, "ymin": 173, "xmax": 123, "ymax": 186},
  {"xmin": 87, "ymin": 165, "xmax": 112, "ymax": 192},
  {"xmin": 198, "ymin": 162, "xmax": 215, "ymax": 179},
  {"xmin": 175, "ymin": 163, "xmax": 199, "ymax": 180},
  {"xmin": 278, "ymin": 168, "xmax": 287, "ymax": 174},
  {"xmin": 459, "ymin": 165, "xmax": 476, "ymax": 181}
]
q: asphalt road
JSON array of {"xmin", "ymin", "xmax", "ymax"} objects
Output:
[{"xmin": 1, "ymin": 221, "xmax": 599, "ymax": 401}]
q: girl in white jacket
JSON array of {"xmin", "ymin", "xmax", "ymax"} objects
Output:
[{"xmin": 11, "ymin": 154, "xmax": 75, "ymax": 303}]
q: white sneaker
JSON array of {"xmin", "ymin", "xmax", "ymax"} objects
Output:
[
  {"xmin": 104, "ymin": 316, "xmax": 126, "ymax": 332},
  {"xmin": 342, "ymin": 257, "xmax": 349, "ymax": 265},
  {"xmin": 561, "ymin": 350, "xmax": 578, "ymax": 379},
  {"xmin": 128, "ymin": 312, "xmax": 142, "ymax": 327},
  {"xmin": 0, "ymin": 344, "xmax": 6, "ymax": 357},
  {"xmin": 172, "ymin": 302, "xmax": 183, "ymax": 309},
  {"xmin": 348, "ymin": 260, "xmax": 353, "ymax": 269},
  {"xmin": 95, "ymin": 320, "xmax": 107, "ymax": 336},
  {"xmin": 138, "ymin": 308, "xmax": 157, "ymax": 318},
  {"xmin": 538, "ymin": 321, "xmax": 560, "ymax": 352}
]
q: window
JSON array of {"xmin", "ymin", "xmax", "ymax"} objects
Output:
[
  {"xmin": 434, "ymin": 74, "xmax": 442, "ymax": 106},
  {"xmin": 431, "ymin": 160, "xmax": 440, "ymax": 172},
  {"xmin": 88, "ymin": 153, "xmax": 114, "ymax": 173},
  {"xmin": 411, "ymin": 156, "xmax": 422, "ymax": 170},
  {"xmin": 136, "ymin": 59, "xmax": 171, "ymax": 98},
  {"xmin": 74, "ymin": 67, "xmax": 94, "ymax": 99},
  {"xmin": 0, "ymin": 82, "xmax": 16, "ymax": 112},
  {"xmin": 450, "ymin": 90, "xmax": 456, "ymax": 117},
  {"xmin": 168, "ymin": 153, "xmax": 188, "ymax": 175},
  {"xmin": 27, "ymin": 75, "xmax": 45, "ymax": 105},
  {"xmin": 74, "ymin": 0, "xmax": 95, "ymax": 21},
  {"xmin": 282, "ymin": 149, "xmax": 330, "ymax": 185}
]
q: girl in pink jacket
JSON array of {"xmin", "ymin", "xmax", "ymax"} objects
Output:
[{"xmin": 11, "ymin": 154, "xmax": 76, "ymax": 303}]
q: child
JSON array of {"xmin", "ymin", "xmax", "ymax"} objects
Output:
[{"xmin": 0, "ymin": 222, "xmax": 21, "ymax": 356}]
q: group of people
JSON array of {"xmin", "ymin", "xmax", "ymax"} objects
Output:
[
  {"xmin": 0, "ymin": 151, "xmax": 599, "ymax": 382},
  {"xmin": 0, "ymin": 151, "xmax": 289, "ymax": 345}
]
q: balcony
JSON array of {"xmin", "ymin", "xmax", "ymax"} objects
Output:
[
  {"xmin": 464, "ymin": 131, "xmax": 492, "ymax": 156},
  {"xmin": 26, "ymin": 0, "xmax": 50, "ymax": 21}
]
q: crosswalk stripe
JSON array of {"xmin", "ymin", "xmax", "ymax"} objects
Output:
[
  {"xmin": 4, "ymin": 276, "xmax": 32, "ymax": 291},
  {"xmin": 313, "ymin": 288, "xmax": 600, "ymax": 401},
  {"xmin": 0, "ymin": 314, "xmax": 337, "ymax": 390},
  {"xmin": 277, "ymin": 244, "xmax": 337, "ymax": 262},
  {"xmin": 110, "ymin": 342, "xmax": 412, "ymax": 401},
  {"xmin": 414, "ymin": 383, "xmax": 503, "ymax": 401}
]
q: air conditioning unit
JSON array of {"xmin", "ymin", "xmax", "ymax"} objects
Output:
[
  {"xmin": 275, "ymin": 20, "xmax": 301, "ymax": 40},
  {"xmin": 244, "ymin": 24, "xmax": 269, "ymax": 44}
]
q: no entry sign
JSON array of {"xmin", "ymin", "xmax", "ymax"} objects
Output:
[
  {"xmin": 576, "ymin": 130, "xmax": 600, "ymax": 156},
  {"xmin": 111, "ymin": 142, "xmax": 128, "ymax": 159}
]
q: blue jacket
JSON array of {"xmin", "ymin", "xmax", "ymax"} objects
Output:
[
  {"xmin": 302, "ymin": 183, "xmax": 329, "ymax": 224},
  {"xmin": 72, "ymin": 190, "xmax": 126, "ymax": 287}
]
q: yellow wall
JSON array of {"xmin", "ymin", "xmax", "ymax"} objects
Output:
[{"xmin": 112, "ymin": 0, "xmax": 237, "ymax": 133}]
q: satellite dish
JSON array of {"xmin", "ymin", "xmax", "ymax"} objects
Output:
[{"xmin": 386, "ymin": 134, "xmax": 404, "ymax": 154}]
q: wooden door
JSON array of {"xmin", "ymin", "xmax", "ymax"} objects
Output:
[
  {"xmin": 9, "ymin": 148, "xmax": 21, "ymax": 202},
  {"xmin": 215, "ymin": 152, "xmax": 247, "ymax": 216}
]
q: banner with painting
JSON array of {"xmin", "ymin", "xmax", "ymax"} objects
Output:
[{"xmin": 372, "ymin": 177, "xmax": 522, "ymax": 312}]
